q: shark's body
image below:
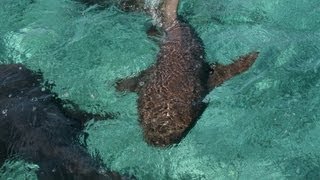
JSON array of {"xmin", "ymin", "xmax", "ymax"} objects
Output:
[
  {"xmin": 137, "ymin": 20, "xmax": 209, "ymax": 146},
  {"xmin": 116, "ymin": 0, "xmax": 258, "ymax": 147}
]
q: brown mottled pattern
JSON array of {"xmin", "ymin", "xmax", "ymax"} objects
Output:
[
  {"xmin": 137, "ymin": 20, "xmax": 210, "ymax": 146},
  {"xmin": 115, "ymin": 0, "xmax": 258, "ymax": 147},
  {"xmin": 116, "ymin": 19, "xmax": 258, "ymax": 146}
]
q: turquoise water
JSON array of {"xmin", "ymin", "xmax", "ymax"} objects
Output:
[{"xmin": 0, "ymin": 0, "xmax": 320, "ymax": 179}]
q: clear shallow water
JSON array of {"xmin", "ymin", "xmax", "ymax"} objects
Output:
[{"xmin": 0, "ymin": 0, "xmax": 320, "ymax": 179}]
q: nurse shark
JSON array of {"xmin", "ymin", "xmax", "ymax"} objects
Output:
[{"xmin": 116, "ymin": 0, "xmax": 259, "ymax": 147}]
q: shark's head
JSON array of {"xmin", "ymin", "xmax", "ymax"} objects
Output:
[
  {"xmin": 140, "ymin": 97, "xmax": 201, "ymax": 147},
  {"xmin": 142, "ymin": 115, "xmax": 188, "ymax": 147}
]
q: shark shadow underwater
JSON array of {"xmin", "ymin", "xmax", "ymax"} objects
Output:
[
  {"xmin": 0, "ymin": 64, "xmax": 134, "ymax": 180},
  {"xmin": 115, "ymin": 0, "xmax": 259, "ymax": 147}
]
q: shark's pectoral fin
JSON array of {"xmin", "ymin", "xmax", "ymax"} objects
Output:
[
  {"xmin": 207, "ymin": 51, "xmax": 259, "ymax": 90},
  {"xmin": 115, "ymin": 76, "xmax": 140, "ymax": 92},
  {"xmin": 146, "ymin": 24, "xmax": 162, "ymax": 37},
  {"xmin": 115, "ymin": 67, "xmax": 153, "ymax": 93},
  {"xmin": 145, "ymin": 23, "xmax": 164, "ymax": 44}
]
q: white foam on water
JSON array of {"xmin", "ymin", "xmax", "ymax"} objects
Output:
[
  {"xmin": 3, "ymin": 29, "xmax": 31, "ymax": 63},
  {"xmin": 144, "ymin": 0, "xmax": 163, "ymax": 26}
]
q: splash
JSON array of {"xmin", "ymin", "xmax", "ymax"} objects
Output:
[{"xmin": 144, "ymin": 0, "xmax": 163, "ymax": 26}]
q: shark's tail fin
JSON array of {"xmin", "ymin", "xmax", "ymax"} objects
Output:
[
  {"xmin": 144, "ymin": 0, "xmax": 180, "ymax": 28},
  {"xmin": 161, "ymin": 0, "xmax": 179, "ymax": 28}
]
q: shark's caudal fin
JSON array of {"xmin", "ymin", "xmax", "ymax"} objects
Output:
[
  {"xmin": 161, "ymin": 0, "xmax": 179, "ymax": 27},
  {"xmin": 207, "ymin": 51, "xmax": 259, "ymax": 90},
  {"xmin": 141, "ymin": 0, "xmax": 180, "ymax": 28}
]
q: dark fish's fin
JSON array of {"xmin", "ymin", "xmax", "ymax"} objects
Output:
[
  {"xmin": 115, "ymin": 67, "xmax": 153, "ymax": 93},
  {"xmin": 35, "ymin": 148, "xmax": 135, "ymax": 180},
  {"xmin": 207, "ymin": 51, "xmax": 259, "ymax": 90},
  {"xmin": 55, "ymin": 98, "xmax": 117, "ymax": 125},
  {"xmin": 119, "ymin": 0, "xmax": 145, "ymax": 12},
  {"xmin": 75, "ymin": 0, "xmax": 145, "ymax": 11},
  {"xmin": 0, "ymin": 141, "xmax": 8, "ymax": 167}
]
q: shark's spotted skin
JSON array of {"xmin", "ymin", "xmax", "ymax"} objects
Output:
[
  {"xmin": 137, "ymin": 20, "xmax": 209, "ymax": 146},
  {"xmin": 116, "ymin": 0, "xmax": 259, "ymax": 147}
]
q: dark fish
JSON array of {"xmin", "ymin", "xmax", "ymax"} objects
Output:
[{"xmin": 0, "ymin": 64, "xmax": 134, "ymax": 180}]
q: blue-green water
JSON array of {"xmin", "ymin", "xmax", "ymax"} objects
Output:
[{"xmin": 0, "ymin": 0, "xmax": 320, "ymax": 179}]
